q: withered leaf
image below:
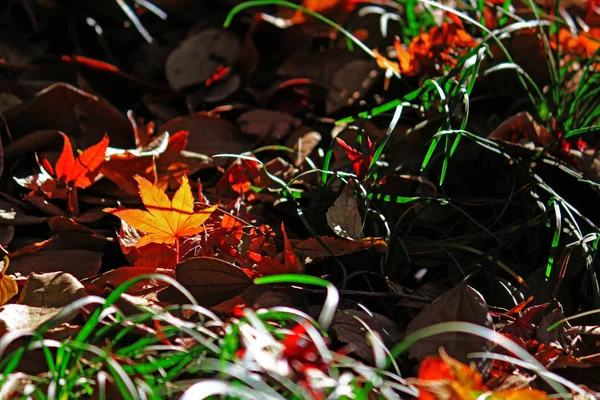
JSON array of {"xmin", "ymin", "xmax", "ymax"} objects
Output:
[
  {"xmin": 87, "ymin": 267, "xmax": 175, "ymax": 295},
  {"xmin": 4, "ymin": 83, "xmax": 133, "ymax": 149},
  {"xmin": 330, "ymin": 309, "xmax": 401, "ymax": 364},
  {"xmin": 405, "ymin": 282, "xmax": 494, "ymax": 365},
  {"xmin": 166, "ymin": 29, "xmax": 240, "ymax": 90},
  {"xmin": 294, "ymin": 236, "xmax": 387, "ymax": 260},
  {"xmin": 158, "ymin": 113, "xmax": 252, "ymax": 158},
  {"xmin": 159, "ymin": 257, "xmax": 253, "ymax": 307},
  {"xmin": 0, "ymin": 304, "xmax": 68, "ymax": 335},
  {"xmin": 8, "ymin": 249, "xmax": 102, "ymax": 280},
  {"xmin": 18, "ymin": 272, "xmax": 86, "ymax": 308},
  {"xmin": 237, "ymin": 109, "xmax": 300, "ymax": 140},
  {"xmin": 326, "ymin": 184, "xmax": 364, "ymax": 240}
]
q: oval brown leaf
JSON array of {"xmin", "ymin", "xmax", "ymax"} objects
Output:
[
  {"xmin": 8, "ymin": 250, "xmax": 102, "ymax": 280},
  {"xmin": 330, "ymin": 309, "xmax": 401, "ymax": 364},
  {"xmin": 326, "ymin": 184, "xmax": 363, "ymax": 240},
  {"xmin": 405, "ymin": 282, "xmax": 494, "ymax": 365},
  {"xmin": 159, "ymin": 257, "xmax": 253, "ymax": 307},
  {"xmin": 18, "ymin": 272, "xmax": 86, "ymax": 308},
  {"xmin": 295, "ymin": 236, "xmax": 387, "ymax": 259},
  {"xmin": 88, "ymin": 266, "xmax": 175, "ymax": 295}
]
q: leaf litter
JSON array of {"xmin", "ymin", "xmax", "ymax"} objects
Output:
[{"xmin": 0, "ymin": 0, "xmax": 600, "ymax": 398}]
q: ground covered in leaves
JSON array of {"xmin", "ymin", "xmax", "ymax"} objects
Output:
[{"xmin": 0, "ymin": 0, "xmax": 600, "ymax": 398}]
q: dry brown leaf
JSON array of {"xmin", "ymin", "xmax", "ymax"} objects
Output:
[
  {"xmin": 330, "ymin": 309, "xmax": 400, "ymax": 364},
  {"xmin": 87, "ymin": 266, "xmax": 175, "ymax": 295},
  {"xmin": 17, "ymin": 272, "xmax": 86, "ymax": 307},
  {"xmin": 294, "ymin": 236, "xmax": 387, "ymax": 259},
  {"xmin": 326, "ymin": 184, "xmax": 363, "ymax": 240},
  {"xmin": 0, "ymin": 304, "xmax": 64, "ymax": 335},
  {"xmin": 405, "ymin": 282, "xmax": 494, "ymax": 365},
  {"xmin": 159, "ymin": 257, "xmax": 253, "ymax": 307},
  {"xmin": 8, "ymin": 249, "xmax": 103, "ymax": 280}
]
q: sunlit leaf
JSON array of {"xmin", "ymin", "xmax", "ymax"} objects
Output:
[{"xmin": 105, "ymin": 175, "xmax": 217, "ymax": 248}]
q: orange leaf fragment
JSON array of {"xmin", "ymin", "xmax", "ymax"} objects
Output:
[
  {"xmin": 104, "ymin": 175, "xmax": 217, "ymax": 248},
  {"xmin": 411, "ymin": 350, "xmax": 550, "ymax": 400},
  {"xmin": 0, "ymin": 256, "xmax": 18, "ymax": 306}
]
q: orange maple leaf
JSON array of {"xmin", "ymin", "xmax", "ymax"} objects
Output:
[{"xmin": 104, "ymin": 175, "xmax": 217, "ymax": 249}]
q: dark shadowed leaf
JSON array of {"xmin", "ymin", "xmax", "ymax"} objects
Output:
[
  {"xmin": 3, "ymin": 83, "xmax": 133, "ymax": 149},
  {"xmin": 405, "ymin": 282, "xmax": 494, "ymax": 364},
  {"xmin": 166, "ymin": 29, "xmax": 240, "ymax": 90},
  {"xmin": 237, "ymin": 109, "xmax": 300, "ymax": 140},
  {"xmin": 8, "ymin": 250, "xmax": 102, "ymax": 280},
  {"xmin": 330, "ymin": 309, "xmax": 401, "ymax": 364},
  {"xmin": 159, "ymin": 257, "xmax": 253, "ymax": 307},
  {"xmin": 0, "ymin": 199, "xmax": 49, "ymax": 226},
  {"xmin": 326, "ymin": 59, "xmax": 380, "ymax": 114},
  {"xmin": 87, "ymin": 267, "xmax": 175, "ymax": 295},
  {"xmin": 294, "ymin": 236, "xmax": 387, "ymax": 260},
  {"xmin": 158, "ymin": 113, "xmax": 252, "ymax": 158}
]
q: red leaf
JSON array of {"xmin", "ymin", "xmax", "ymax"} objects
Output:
[
  {"xmin": 53, "ymin": 133, "xmax": 110, "ymax": 188},
  {"xmin": 335, "ymin": 137, "xmax": 374, "ymax": 179}
]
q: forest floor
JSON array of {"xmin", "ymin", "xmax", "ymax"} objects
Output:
[{"xmin": 0, "ymin": 0, "xmax": 599, "ymax": 398}]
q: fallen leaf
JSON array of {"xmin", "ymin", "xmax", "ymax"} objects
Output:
[
  {"xmin": 326, "ymin": 184, "xmax": 364, "ymax": 240},
  {"xmin": 0, "ymin": 256, "xmax": 17, "ymax": 306},
  {"xmin": 15, "ymin": 133, "xmax": 109, "ymax": 199},
  {"xmin": 85, "ymin": 267, "xmax": 174, "ymax": 295},
  {"xmin": 389, "ymin": 22, "xmax": 478, "ymax": 77},
  {"xmin": 159, "ymin": 257, "xmax": 253, "ymax": 307},
  {"xmin": 282, "ymin": 224, "xmax": 302, "ymax": 273},
  {"xmin": 105, "ymin": 175, "xmax": 217, "ymax": 248},
  {"xmin": 294, "ymin": 236, "xmax": 387, "ymax": 259},
  {"xmin": 0, "ymin": 304, "xmax": 80, "ymax": 335},
  {"xmin": 165, "ymin": 29, "xmax": 240, "ymax": 90},
  {"xmin": 18, "ymin": 272, "xmax": 86, "ymax": 307},
  {"xmin": 3, "ymin": 83, "xmax": 133, "ymax": 149},
  {"xmin": 7, "ymin": 249, "xmax": 103, "ymax": 280},
  {"xmin": 411, "ymin": 350, "xmax": 486, "ymax": 400},
  {"xmin": 405, "ymin": 282, "xmax": 494, "ymax": 365},
  {"xmin": 335, "ymin": 136, "xmax": 375, "ymax": 179},
  {"xmin": 157, "ymin": 113, "xmax": 252, "ymax": 158},
  {"xmin": 327, "ymin": 59, "xmax": 380, "ymax": 114},
  {"xmin": 237, "ymin": 109, "xmax": 300, "ymax": 140},
  {"xmin": 330, "ymin": 309, "xmax": 401, "ymax": 364}
]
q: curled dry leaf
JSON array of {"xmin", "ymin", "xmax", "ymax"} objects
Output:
[
  {"xmin": 405, "ymin": 282, "xmax": 494, "ymax": 365},
  {"xmin": 326, "ymin": 184, "xmax": 364, "ymax": 240}
]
